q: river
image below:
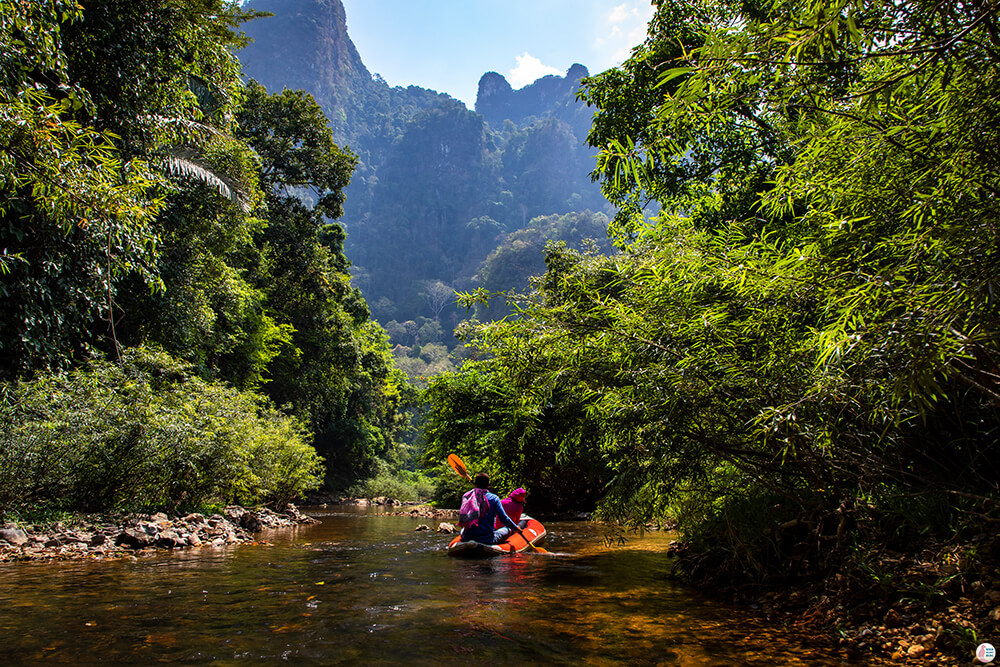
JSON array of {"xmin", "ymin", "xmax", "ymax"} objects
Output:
[{"xmin": 0, "ymin": 507, "xmax": 864, "ymax": 665}]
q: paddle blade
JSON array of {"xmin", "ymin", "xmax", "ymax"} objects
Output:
[
  {"xmin": 447, "ymin": 454, "xmax": 471, "ymax": 481},
  {"xmin": 516, "ymin": 527, "xmax": 549, "ymax": 553}
]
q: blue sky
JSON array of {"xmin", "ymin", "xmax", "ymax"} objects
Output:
[{"xmin": 339, "ymin": 1, "xmax": 655, "ymax": 108}]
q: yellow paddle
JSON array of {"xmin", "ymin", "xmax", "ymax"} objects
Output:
[{"xmin": 446, "ymin": 453, "xmax": 548, "ymax": 554}]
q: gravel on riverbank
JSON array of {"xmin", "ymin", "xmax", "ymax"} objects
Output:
[{"xmin": 0, "ymin": 505, "xmax": 317, "ymax": 563}]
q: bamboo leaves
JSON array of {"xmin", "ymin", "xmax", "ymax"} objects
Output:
[{"xmin": 425, "ymin": 0, "xmax": 1000, "ymax": 533}]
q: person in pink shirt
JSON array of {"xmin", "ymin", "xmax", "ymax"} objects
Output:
[{"xmin": 493, "ymin": 487, "xmax": 527, "ymax": 542}]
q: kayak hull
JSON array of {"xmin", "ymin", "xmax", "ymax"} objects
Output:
[{"xmin": 446, "ymin": 517, "xmax": 546, "ymax": 557}]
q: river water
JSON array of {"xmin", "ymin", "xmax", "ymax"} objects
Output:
[{"xmin": 0, "ymin": 507, "xmax": 863, "ymax": 665}]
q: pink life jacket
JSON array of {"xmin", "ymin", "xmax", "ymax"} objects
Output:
[{"xmin": 494, "ymin": 497, "xmax": 523, "ymax": 529}]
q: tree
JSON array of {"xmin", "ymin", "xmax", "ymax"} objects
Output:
[
  {"xmin": 64, "ymin": 0, "xmax": 275, "ymax": 387},
  {"xmin": 473, "ymin": 211, "xmax": 612, "ymax": 321},
  {"xmin": 1, "ymin": 0, "xmax": 409, "ymax": 497},
  {"xmin": 234, "ymin": 81, "xmax": 406, "ymax": 487},
  {"xmin": 425, "ymin": 0, "xmax": 1000, "ymax": 581},
  {"xmin": 0, "ymin": 0, "xmax": 166, "ymax": 378},
  {"xmin": 420, "ymin": 280, "xmax": 454, "ymax": 320}
]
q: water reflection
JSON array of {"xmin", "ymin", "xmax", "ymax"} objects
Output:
[{"xmin": 0, "ymin": 507, "xmax": 864, "ymax": 665}]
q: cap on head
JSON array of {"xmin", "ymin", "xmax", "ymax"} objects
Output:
[{"xmin": 510, "ymin": 487, "xmax": 527, "ymax": 501}]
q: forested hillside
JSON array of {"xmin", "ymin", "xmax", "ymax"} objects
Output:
[
  {"xmin": 239, "ymin": 0, "xmax": 615, "ymax": 377},
  {"xmin": 0, "ymin": 0, "xmax": 409, "ymax": 514}
]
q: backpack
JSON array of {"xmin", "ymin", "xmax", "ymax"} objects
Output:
[{"xmin": 458, "ymin": 488, "xmax": 486, "ymax": 528}]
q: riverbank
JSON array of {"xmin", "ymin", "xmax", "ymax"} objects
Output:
[
  {"xmin": 0, "ymin": 505, "xmax": 317, "ymax": 563},
  {"xmin": 675, "ymin": 532, "xmax": 1000, "ymax": 665}
]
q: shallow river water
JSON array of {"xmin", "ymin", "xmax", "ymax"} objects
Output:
[{"xmin": 0, "ymin": 507, "xmax": 866, "ymax": 665}]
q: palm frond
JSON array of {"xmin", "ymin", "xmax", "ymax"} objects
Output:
[{"xmin": 164, "ymin": 148, "xmax": 250, "ymax": 213}]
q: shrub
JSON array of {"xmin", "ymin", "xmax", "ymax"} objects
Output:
[
  {"xmin": 346, "ymin": 459, "xmax": 435, "ymax": 502},
  {"xmin": 0, "ymin": 347, "xmax": 321, "ymax": 519}
]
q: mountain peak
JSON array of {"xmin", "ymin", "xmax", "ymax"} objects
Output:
[{"xmin": 475, "ymin": 64, "xmax": 591, "ymax": 127}]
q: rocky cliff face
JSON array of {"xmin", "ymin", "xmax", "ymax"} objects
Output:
[
  {"xmin": 241, "ymin": 0, "xmax": 374, "ymax": 114},
  {"xmin": 475, "ymin": 64, "xmax": 591, "ymax": 129},
  {"xmin": 237, "ymin": 0, "xmax": 611, "ymax": 351}
]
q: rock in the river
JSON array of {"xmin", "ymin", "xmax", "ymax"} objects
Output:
[
  {"xmin": 156, "ymin": 531, "xmax": 184, "ymax": 548},
  {"xmin": 437, "ymin": 522, "xmax": 456, "ymax": 534}
]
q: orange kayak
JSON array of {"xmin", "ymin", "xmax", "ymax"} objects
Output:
[{"xmin": 446, "ymin": 517, "xmax": 546, "ymax": 557}]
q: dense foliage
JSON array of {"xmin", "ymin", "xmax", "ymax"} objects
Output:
[
  {"xmin": 1, "ymin": 0, "xmax": 411, "ymax": 508},
  {"xmin": 472, "ymin": 210, "xmax": 613, "ymax": 322},
  {"xmin": 424, "ymin": 0, "xmax": 1000, "ymax": 582},
  {"xmin": 0, "ymin": 348, "xmax": 320, "ymax": 518}
]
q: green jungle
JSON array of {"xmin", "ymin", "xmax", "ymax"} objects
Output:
[{"xmin": 2, "ymin": 0, "xmax": 1000, "ymax": 661}]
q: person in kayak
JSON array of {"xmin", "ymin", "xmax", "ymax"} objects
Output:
[
  {"xmin": 493, "ymin": 487, "xmax": 527, "ymax": 543},
  {"xmin": 461, "ymin": 472, "xmax": 520, "ymax": 545}
]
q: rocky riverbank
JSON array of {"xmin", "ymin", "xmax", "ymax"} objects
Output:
[
  {"xmin": 0, "ymin": 505, "xmax": 317, "ymax": 563},
  {"xmin": 673, "ymin": 532, "xmax": 1000, "ymax": 665}
]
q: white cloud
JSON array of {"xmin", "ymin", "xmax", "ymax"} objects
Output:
[
  {"xmin": 609, "ymin": 4, "xmax": 632, "ymax": 23},
  {"xmin": 597, "ymin": 1, "xmax": 656, "ymax": 66},
  {"xmin": 508, "ymin": 52, "xmax": 563, "ymax": 87}
]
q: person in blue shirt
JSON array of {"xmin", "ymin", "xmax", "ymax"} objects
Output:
[{"xmin": 460, "ymin": 472, "xmax": 519, "ymax": 545}]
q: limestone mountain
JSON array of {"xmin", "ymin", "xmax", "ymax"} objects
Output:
[
  {"xmin": 241, "ymin": 0, "xmax": 452, "ymax": 175},
  {"xmin": 476, "ymin": 63, "xmax": 593, "ymax": 138},
  {"xmin": 238, "ymin": 0, "xmax": 612, "ymax": 353}
]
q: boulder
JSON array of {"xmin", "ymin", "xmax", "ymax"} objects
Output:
[
  {"xmin": 67, "ymin": 531, "xmax": 93, "ymax": 545},
  {"xmin": 137, "ymin": 521, "xmax": 159, "ymax": 536},
  {"xmin": 116, "ymin": 528, "xmax": 154, "ymax": 549},
  {"xmin": 437, "ymin": 522, "xmax": 456, "ymax": 534},
  {"xmin": 224, "ymin": 506, "xmax": 261, "ymax": 531},
  {"xmin": 156, "ymin": 531, "xmax": 184, "ymax": 548},
  {"xmin": 0, "ymin": 527, "xmax": 28, "ymax": 546},
  {"xmin": 414, "ymin": 524, "xmax": 430, "ymax": 531}
]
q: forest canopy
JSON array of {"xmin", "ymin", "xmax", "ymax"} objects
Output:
[
  {"xmin": 0, "ymin": 0, "xmax": 409, "ymax": 515},
  {"xmin": 423, "ymin": 0, "xmax": 1000, "ymax": 581}
]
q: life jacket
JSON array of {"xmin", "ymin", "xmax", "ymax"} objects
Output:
[
  {"xmin": 458, "ymin": 487, "xmax": 486, "ymax": 528},
  {"xmin": 495, "ymin": 497, "xmax": 524, "ymax": 529}
]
